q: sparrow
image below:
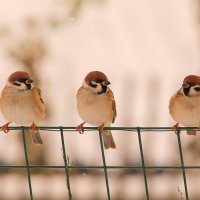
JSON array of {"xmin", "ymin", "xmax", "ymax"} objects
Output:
[
  {"xmin": 0, "ymin": 71, "xmax": 45, "ymax": 144},
  {"xmin": 169, "ymin": 75, "xmax": 200, "ymax": 135},
  {"xmin": 76, "ymin": 71, "xmax": 117, "ymax": 149}
]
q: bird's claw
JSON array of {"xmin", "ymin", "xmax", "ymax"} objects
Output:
[
  {"xmin": 30, "ymin": 122, "xmax": 38, "ymax": 132},
  {"xmin": 98, "ymin": 124, "xmax": 110, "ymax": 135},
  {"xmin": 76, "ymin": 122, "xmax": 85, "ymax": 134},
  {"xmin": 172, "ymin": 123, "xmax": 179, "ymax": 134},
  {"xmin": 0, "ymin": 122, "xmax": 11, "ymax": 133},
  {"xmin": 98, "ymin": 123, "xmax": 105, "ymax": 133}
]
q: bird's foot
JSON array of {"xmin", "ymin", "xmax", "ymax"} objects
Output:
[
  {"xmin": 76, "ymin": 122, "xmax": 85, "ymax": 134},
  {"xmin": 98, "ymin": 124, "xmax": 110, "ymax": 135},
  {"xmin": 98, "ymin": 123, "xmax": 105, "ymax": 133},
  {"xmin": 172, "ymin": 123, "xmax": 179, "ymax": 134},
  {"xmin": 30, "ymin": 122, "xmax": 38, "ymax": 132},
  {"xmin": 0, "ymin": 122, "xmax": 11, "ymax": 133}
]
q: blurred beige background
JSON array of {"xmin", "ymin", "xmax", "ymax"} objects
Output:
[{"xmin": 0, "ymin": 0, "xmax": 200, "ymax": 199}]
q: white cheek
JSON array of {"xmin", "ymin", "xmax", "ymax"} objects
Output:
[
  {"xmin": 90, "ymin": 84, "xmax": 102, "ymax": 93},
  {"xmin": 96, "ymin": 84, "xmax": 102, "ymax": 91},
  {"xmin": 83, "ymin": 81, "xmax": 102, "ymax": 93},
  {"xmin": 189, "ymin": 88, "xmax": 198, "ymax": 96}
]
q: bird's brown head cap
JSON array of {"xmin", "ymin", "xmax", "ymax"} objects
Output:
[
  {"xmin": 8, "ymin": 71, "xmax": 31, "ymax": 83},
  {"xmin": 84, "ymin": 71, "xmax": 108, "ymax": 84},
  {"xmin": 183, "ymin": 75, "xmax": 200, "ymax": 86}
]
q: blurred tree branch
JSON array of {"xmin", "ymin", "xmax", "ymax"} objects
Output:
[
  {"xmin": 0, "ymin": 0, "xmax": 107, "ymax": 194},
  {"xmin": 47, "ymin": 0, "xmax": 106, "ymax": 28}
]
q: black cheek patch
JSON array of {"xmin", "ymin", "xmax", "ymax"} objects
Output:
[
  {"xmin": 26, "ymin": 84, "xmax": 32, "ymax": 90},
  {"xmin": 97, "ymin": 85, "xmax": 107, "ymax": 95},
  {"xmin": 13, "ymin": 82, "xmax": 21, "ymax": 86},
  {"xmin": 89, "ymin": 82, "xmax": 97, "ymax": 88},
  {"xmin": 95, "ymin": 78, "xmax": 103, "ymax": 83},
  {"xmin": 183, "ymin": 87, "xmax": 190, "ymax": 96},
  {"xmin": 102, "ymin": 85, "xmax": 107, "ymax": 93}
]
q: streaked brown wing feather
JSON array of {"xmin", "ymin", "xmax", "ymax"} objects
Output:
[
  {"xmin": 112, "ymin": 99, "xmax": 117, "ymax": 123},
  {"xmin": 33, "ymin": 87, "xmax": 44, "ymax": 105},
  {"xmin": 32, "ymin": 87, "xmax": 45, "ymax": 115},
  {"xmin": 109, "ymin": 89, "xmax": 117, "ymax": 123}
]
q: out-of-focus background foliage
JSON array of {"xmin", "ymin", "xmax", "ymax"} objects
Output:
[{"xmin": 0, "ymin": 0, "xmax": 200, "ymax": 199}]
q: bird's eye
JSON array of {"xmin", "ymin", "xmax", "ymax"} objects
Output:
[
  {"xmin": 194, "ymin": 87, "xmax": 200, "ymax": 91},
  {"xmin": 95, "ymin": 79, "xmax": 103, "ymax": 83}
]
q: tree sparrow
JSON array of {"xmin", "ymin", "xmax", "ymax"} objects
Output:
[
  {"xmin": 76, "ymin": 71, "xmax": 117, "ymax": 149},
  {"xmin": 169, "ymin": 75, "xmax": 200, "ymax": 135},
  {"xmin": 0, "ymin": 71, "xmax": 45, "ymax": 144}
]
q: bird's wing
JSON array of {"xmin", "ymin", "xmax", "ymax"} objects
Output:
[{"xmin": 108, "ymin": 89, "xmax": 117, "ymax": 123}]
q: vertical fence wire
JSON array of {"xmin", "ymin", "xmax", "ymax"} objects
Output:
[
  {"xmin": 22, "ymin": 127, "xmax": 33, "ymax": 200},
  {"xmin": 137, "ymin": 127, "xmax": 150, "ymax": 200},
  {"xmin": 177, "ymin": 129, "xmax": 189, "ymax": 200},
  {"xmin": 99, "ymin": 132, "xmax": 111, "ymax": 200},
  {"xmin": 60, "ymin": 127, "xmax": 72, "ymax": 200}
]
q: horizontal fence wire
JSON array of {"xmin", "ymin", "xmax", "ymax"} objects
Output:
[
  {"xmin": 6, "ymin": 126, "xmax": 200, "ymax": 132},
  {"xmin": 1, "ymin": 126, "xmax": 198, "ymax": 200}
]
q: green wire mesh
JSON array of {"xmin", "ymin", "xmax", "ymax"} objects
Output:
[{"xmin": 1, "ymin": 126, "xmax": 198, "ymax": 200}]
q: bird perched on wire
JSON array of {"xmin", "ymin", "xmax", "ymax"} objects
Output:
[
  {"xmin": 76, "ymin": 71, "xmax": 117, "ymax": 149},
  {"xmin": 169, "ymin": 75, "xmax": 200, "ymax": 135},
  {"xmin": 0, "ymin": 71, "xmax": 45, "ymax": 144}
]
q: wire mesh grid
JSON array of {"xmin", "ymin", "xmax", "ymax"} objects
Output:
[{"xmin": 1, "ymin": 126, "xmax": 198, "ymax": 200}]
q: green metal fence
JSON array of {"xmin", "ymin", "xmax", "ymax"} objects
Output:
[{"xmin": 0, "ymin": 126, "xmax": 198, "ymax": 200}]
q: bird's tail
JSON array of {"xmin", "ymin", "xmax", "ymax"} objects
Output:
[
  {"xmin": 187, "ymin": 130, "xmax": 197, "ymax": 136},
  {"xmin": 31, "ymin": 129, "xmax": 43, "ymax": 144},
  {"xmin": 102, "ymin": 130, "xmax": 116, "ymax": 149}
]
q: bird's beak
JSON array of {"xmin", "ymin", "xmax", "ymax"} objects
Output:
[
  {"xmin": 182, "ymin": 83, "xmax": 190, "ymax": 88},
  {"xmin": 25, "ymin": 79, "xmax": 34, "ymax": 84},
  {"xmin": 104, "ymin": 80, "xmax": 111, "ymax": 86}
]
